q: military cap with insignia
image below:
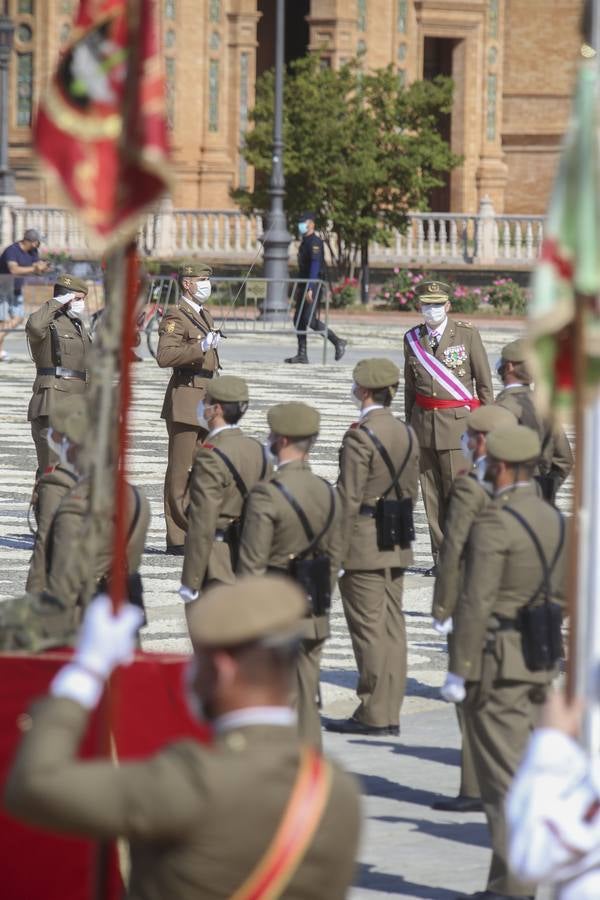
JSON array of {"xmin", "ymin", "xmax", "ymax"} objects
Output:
[
  {"xmin": 487, "ymin": 424, "xmax": 541, "ymax": 463},
  {"xmin": 187, "ymin": 575, "xmax": 307, "ymax": 648},
  {"xmin": 179, "ymin": 263, "xmax": 213, "ymax": 279},
  {"xmin": 49, "ymin": 393, "xmax": 88, "ymax": 443},
  {"xmin": 466, "ymin": 405, "xmax": 517, "ymax": 434},
  {"xmin": 353, "ymin": 357, "xmax": 400, "ymax": 389},
  {"xmin": 415, "ymin": 280, "xmax": 451, "ymax": 302},
  {"xmin": 268, "ymin": 401, "xmax": 320, "ymax": 438},
  {"xmin": 501, "ymin": 338, "xmax": 529, "ymax": 362},
  {"xmin": 55, "ymin": 273, "xmax": 88, "ymax": 295},
  {"xmin": 206, "ymin": 375, "xmax": 249, "ymax": 404}
]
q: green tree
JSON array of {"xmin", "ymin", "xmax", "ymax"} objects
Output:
[{"xmin": 233, "ymin": 56, "xmax": 460, "ymax": 277}]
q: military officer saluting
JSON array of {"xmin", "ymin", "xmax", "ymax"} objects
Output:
[
  {"xmin": 157, "ymin": 263, "xmax": 221, "ymax": 554},
  {"xmin": 178, "ymin": 375, "xmax": 270, "ymax": 600},
  {"xmin": 404, "ymin": 280, "xmax": 493, "ymax": 570},
  {"xmin": 443, "ymin": 425, "xmax": 567, "ymax": 900},
  {"xmin": 26, "ymin": 273, "xmax": 91, "ymax": 477},
  {"xmin": 237, "ymin": 402, "xmax": 342, "ymax": 748},
  {"xmin": 430, "ymin": 404, "xmax": 516, "ymax": 814},
  {"xmin": 325, "ymin": 358, "xmax": 419, "ymax": 737},
  {"xmin": 495, "ymin": 338, "xmax": 573, "ymax": 504},
  {"xmin": 5, "ymin": 577, "xmax": 361, "ymax": 899}
]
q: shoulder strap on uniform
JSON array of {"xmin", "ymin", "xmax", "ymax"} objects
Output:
[
  {"xmin": 48, "ymin": 320, "xmax": 62, "ymax": 367},
  {"xmin": 230, "ymin": 747, "xmax": 332, "ymax": 900},
  {"xmin": 358, "ymin": 423, "xmax": 413, "ymax": 500},
  {"xmin": 272, "ymin": 478, "xmax": 335, "ymax": 557},
  {"xmin": 211, "ymin": 446, "xmax": 249, "ymax": 499},
  {"xmin": 179, "ymin": 303, "xmax": 209, "ymax": 333},
  {"xmin": 501, "ymin": 505, "xmax": 565, "ymax": 604}
]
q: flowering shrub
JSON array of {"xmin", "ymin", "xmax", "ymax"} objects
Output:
[
  {"xmin": 331, "ymin": 276, "xmax": 359, "ymax": 308},
  {"xmin": 375, "ymin": 269, "xmax": 528, "ymax": 315},
  {"xmin": 487, "ymin": 277, "xmax": 529, "ymax": 315}
]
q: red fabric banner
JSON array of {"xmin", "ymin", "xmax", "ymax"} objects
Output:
[
  {"xmin": 34, "ymin": 0, "xmax": 170, "ymax": 250},
  {"xmin": 0, "ymin": 652, "xmax": 211, "ymax": 900}
]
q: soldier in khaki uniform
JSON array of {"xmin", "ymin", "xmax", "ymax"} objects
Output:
[
  {"xmin": 495, "ymin": 338, "xmax": 573, "ymax": 503},
  {"xmin": 404, "ymin": 280, "xmax": 493, "ymax": 569},
  {"xmin": 157, "ymin": 263, "xmax": 221, "ymax": 554},
  {"xmin": 444, "ymin": 425, "xmax": 567, "ymax": 900},
  {"xmin": 5, "ymin": 577, "xmax": 361, "ymax": 899},
  {"xmin": 237, "ymin": 403, "xmax": 342, "ymax": 748},
  {"xmin": 26, "ymin": 393, "xmax": 150, "ymax": 623},
  {"xmin": 325, "ymin": 358, "xmax": 419, "ymax": 736},
  {"xmin": 430, "ymin": 404, "xmax": 516, "ymax": 814},
  {"xmin": 178, "ymin": 375, "xmax": 269, "ymax": 600},
  {"xmin": 26, "ymin": 273, "xmax": 91, "ymax": 476}
]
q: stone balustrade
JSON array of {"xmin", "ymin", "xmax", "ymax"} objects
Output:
[{"xmin": 0, "ymin": 195, "xmax": 544, "ymax": 268}]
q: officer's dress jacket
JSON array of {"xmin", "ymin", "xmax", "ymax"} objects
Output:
[
  {"xmin": 431, "ymin": 469, "xmax": 492, "ymax": 622},
  {"xmin": 450, "ymin": 483, "xmax": 567, "ymax": 683},
  {"xmin": 181, "ymin": 427, "xmax": 270, "ymax": 591},
  {"xmin": 5, "ymin": 700, "xmax": 361, "ymax": 900},
  {"xmin": 336, "ymin": 407, "xmax": 419, "ymax": 571},
  {"xmin": 157, "ymin": 301, "xmax": 219, "ymax": 426},
  {"xmin": 403, "ymin": 318, "xmax": 493, "ymax": 450},
  {"xmin": 237, "ymin": 459, "xmax": 342, "ymax": 641},
  {"xmin": 26, "ymin": 299, "xmax": 91, "ymax": 421}
]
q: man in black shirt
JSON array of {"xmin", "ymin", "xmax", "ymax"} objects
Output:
[
  {"xmin": 0, "ymin": 228, "xmax": 49, "ymax": 360},
  {"xmin": 285, "ymin": 212, "xmax": 347, "ymax": 365}
]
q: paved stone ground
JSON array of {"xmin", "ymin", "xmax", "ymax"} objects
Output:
[{"xmin": 0, "ymin": 318, "xmax": 565, "ymax": 899}]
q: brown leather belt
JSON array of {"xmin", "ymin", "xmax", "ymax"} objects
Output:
[{"xmin": 37, "ymin": 366, "xmax": 87, "ymax": 381}]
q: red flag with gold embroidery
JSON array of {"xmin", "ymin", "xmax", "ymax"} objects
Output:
[{"xmin": 34, "ymin": 0, "xmax": 169, "ymax": 250}]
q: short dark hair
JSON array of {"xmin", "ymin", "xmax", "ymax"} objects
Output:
[
  {"xmin": 206, "ymin": 398, "xmax": 248, "ymax": 425},
  {"xmin": 371, "ymin": 384, "xmax": 398, "ymax": 407},
  {"xmin": 53, "ymin": 284, "xmax": 73, "ymax": 299}
]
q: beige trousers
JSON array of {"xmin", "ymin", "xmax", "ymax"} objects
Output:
[
  {"xmin": 419, "ymin": 446, "xmax": 465, "ymax": 559},
  {"xmin": 163, "ymin": 419, "xmax": 204, "ymax": 547}
]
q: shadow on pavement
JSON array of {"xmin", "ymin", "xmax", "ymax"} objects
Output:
[
  {"xmin": 355, "ymin": 772, "xmax": 442, "ymax": 807},
  {"xmin": 354, "ymin": 863, "xmax": 462, "ymax": 898},
  {"xmin": 0, "ymin": 534, "xmax": 34, "ymax": 550},
  {"xmin": 348, "ymin": 738, "xmax": 461, "ymax": 768},
  {"xmin": 373, "ymin": 815, "xmax": 488, "ymax": 849}
]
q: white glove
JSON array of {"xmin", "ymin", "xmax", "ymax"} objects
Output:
[
  {"xmin": 440, "ymin": 672, "xmax": 466, "ymax": 703},
  {"xmin": 200, "ymin": 331, "xmax": 220, "ymax": 352},
  {"xmin": 178, "ymin": 584, "xmax": 198, "ymax": 604},
  {"xmin": 432, "ymin": 617, "xmax": 453, "ymax": 635},
  {"xmin": 50, "ymin": 595, "xmax": 144, "ymax": 709}
]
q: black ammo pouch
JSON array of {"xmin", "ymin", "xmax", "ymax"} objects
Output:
[
  {"xmin": 359, "ymin": 423, "xmax": 415, "ymax": 551},
  {"xmin": 216, "ymin": 518, "xmax": 242, "ymax": 570},
  {"xmin": 272, "ymin": 479, "xmax": 336, "ymax": 617},
  {"xmin": 534, "ymin": 471, "xmax": 561, "ymax": 505},
  {"xmin": 502, "ymin": 506, "xmax": 565, "ymax": 672}
]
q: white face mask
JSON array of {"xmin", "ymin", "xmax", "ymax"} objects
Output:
[
  {"xmin": 460, "ymin": 431, "xmax": 474, "ymax": 464},
  {"xmin": 264, "ymin": 437, "xmax": 279, "ymax": 466},
  {"xmin": 474, "ymin": 455, "xmax": 492, "ymax": 488},
  {"xmin": 68, "ymin": 298, "xmax": 86, "ymax": 316},
  {"xmin": 350, "ymin": 382, "xmax": 362, "ymax": 409},
  {"xmin": 422, "ymin": 304, "xmax": 447, "ymax": 327},
  {"xmin": 298, "ymin": 222, "xmax": 308, "ymax": 235},
  {"xmin": 194, "ymin": 281, "xmax": 211, "ymax": 302},
  {"xmin": 196, "ymin": 401, "xmax": 208, "ymax": 429}
]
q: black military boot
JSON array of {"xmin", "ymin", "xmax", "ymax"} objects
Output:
[
  {"xmin": 285, "ymin": 335, "xmax": 309, "ymax": 364},
  {"xmin": 327, "ymin": 330, "xmax": 347, "ymax": 361}
]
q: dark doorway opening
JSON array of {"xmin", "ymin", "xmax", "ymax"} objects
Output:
[
  {"xmin": 423, "ymin": 36, "xmax": 457, "ymax": 212},
  {"xmin": 256, "ymin": 0, "xmax": 310, "ymax": 79}
]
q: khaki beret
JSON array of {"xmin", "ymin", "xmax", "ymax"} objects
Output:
[
  {"xmin": 187, "ymin": 575, "xmax": 308, "ymax": 648},
  {"xmin": 49, "ymin": 393, "xmax": 88, "ymax": 443},
  {"xmin": 466, "ymin": 405, "xmax": 517, "ymax": 434},
  {"xmin": 353, "ymin": 357, "xmax": 400, "ymax": 389},
  {"xmin": 179, "ymin": 263, "xmax": 213, "ymax": 278},
  {"xmin": 415, "ymin": 280, "xmax": 451, "ymax": 302},
  {"xmin": 487, "ymin": 425, "xmax": 541, "ymax": 463},
  {"xmin": 206, "ymin": 375, "xmax": 249, "ymax": 404},
  {"xmin": 268, "ymin": 402, "xmax": 320, "ymax": 438},
  {"xmin": 501, "ymin": 339, "xmax": 529, "ymax": 362},
  {"xmin": 56, "ymin": 273, "xmax": 88, "ymax": 295}
]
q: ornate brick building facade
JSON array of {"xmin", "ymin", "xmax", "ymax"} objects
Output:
[{"xmin": 5, "ymin": 0, "xmax": 583, "ymax": 214}]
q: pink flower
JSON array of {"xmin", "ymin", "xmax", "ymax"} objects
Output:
[
  {"xmin": 406, "ymin": 291, "xmax": 414, "ymax": 299},
  {"xmin": 400, "ymin": 298, "xmax": 407, "ymax": 305},
  {"xmin": 473, "ymin": 288, "xmax": 481, "ymax": 295},
  {"xmin": 384, "ymin": 292, "xmax": 390, "ymax": 299},
  {"xmin": 393, "ymin": 267, "xmax": 400, "ymax": 274},
  {"xmin": 412, "ymin": 274, "xmax": 421, "ymax": 283}
]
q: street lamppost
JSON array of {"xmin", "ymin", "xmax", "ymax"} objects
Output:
[
  {"xmin": 0, "ymin": 7, "xmax": 15, "ymax": 196},
  {"xmin": 261, "ymin": 0, "xmax": 292, "ymax": 320}
]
